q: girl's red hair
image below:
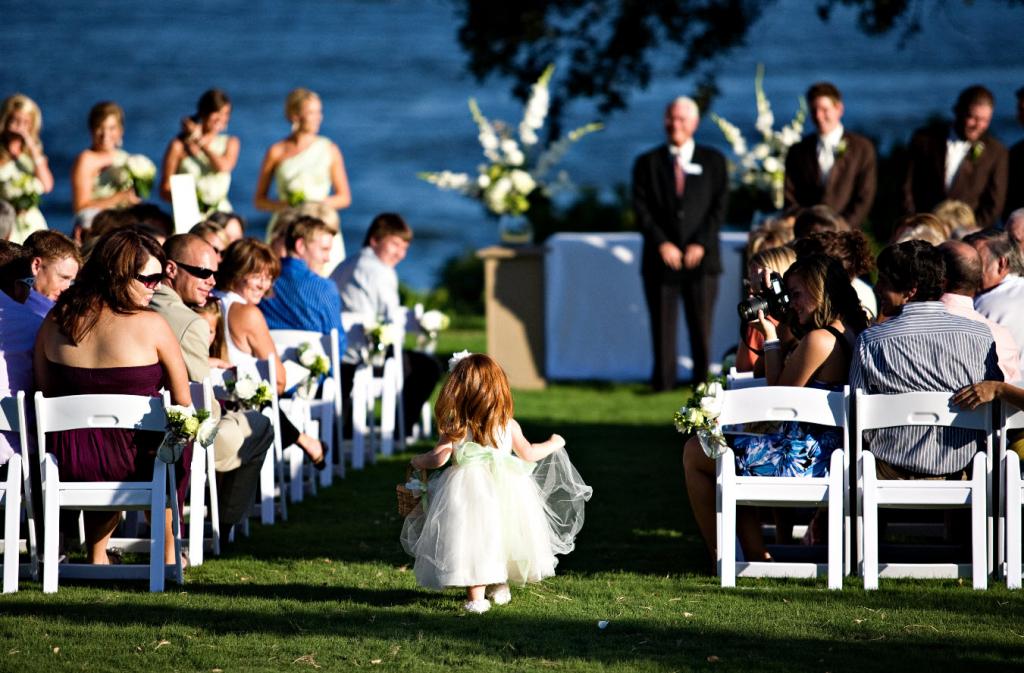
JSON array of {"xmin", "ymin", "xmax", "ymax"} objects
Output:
[{"xmin": 435, "ymin": 354, "xmax": 513, "ymax": 448}]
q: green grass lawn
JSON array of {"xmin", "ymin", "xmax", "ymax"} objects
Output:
[{"xmin": 2, "ymin": 334, "xmax": 1023, "ymax": 671}]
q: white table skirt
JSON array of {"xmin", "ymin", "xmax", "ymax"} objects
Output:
[{"xmin": 544, "ymin": 231, "xmax": 747, "ymax": 381}]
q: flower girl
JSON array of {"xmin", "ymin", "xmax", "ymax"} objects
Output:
[{"xmin": 401, "ymin": 352, "xmax": 592, "ymax": 614}]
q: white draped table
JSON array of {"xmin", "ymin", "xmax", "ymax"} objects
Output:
[{"xmin": 543, "ymin": 231, "xmax": 747, "ymax": 381}]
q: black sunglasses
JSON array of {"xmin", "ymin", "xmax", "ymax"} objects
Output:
[
  {"xmin": 135, "ymin": 272, "xmax": 166, "ymax": 289},
  {"xmin": 173, "ymin": 260, "xmax": 216, "ymax": 280}
]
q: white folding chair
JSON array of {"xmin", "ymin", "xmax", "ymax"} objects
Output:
[
  {"xmin": 210, "ymin": 361, "xmax": 287, "ymax": 526},
  {"xmin": 183, "ymin": 380, "xmax": 218, "ymax": 566},
  {"xmin": 854, "ymin": 389, "xmax": 991, "ymax": 590},
  {"xmin": 35, "ymin": 391, "xmax": 183, "ymax": 593},
  {"xmin": 716, "ymin": 386, "xmax": 849, "ymax": 589},
  {"xmin": 1000, "ymin": 402, "xmax": 1024, "ymax": 588},
  {"xmin": 725, "ymin": 367, "xmax": 766, "ymax": 390},
  {"xmin": 269, "ymin": 328, "xmax": 343, "ymax": 487},
  {"xmin": 0, "ymin": 392, "xmax": 33, "ymax": 592},
  {"xmin": 343, "ymin": 315, "xmax": 401, "ymax": 469}
]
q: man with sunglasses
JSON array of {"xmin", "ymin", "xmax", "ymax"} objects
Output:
[{"xmin": 151, "ymin": 233, "xmax": 273, "ymax": 539}]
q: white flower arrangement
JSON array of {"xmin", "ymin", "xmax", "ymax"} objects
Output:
[
  {"xmin": 672, "ymin": 377, "xmax": 727, "ymax": 458},
  {"xmin": 297, "ymin": 343, "xmax": 330, "ymax": 377},
  {"xmin": 419, "ymin": 64, "xmax": 603, "ymax": 219},
  {"xmin": 100, "ymin": 153, "xmax": 157, "ymax": 199},
  {"xmin": 710, "ymin": 64, "xmax": 805, "ymax": 210},
  {"xmin": 0, "ymin": 165, "xmax": 44, "ymax": 212},
  {"xmin": 196, "ymin": 172, "xmax": 231, "ymax": 212},
  {"xmin": 158, "ymin": 405, "xmax": 217, "ymax": 463},
  {"xmin": 415, "ymin": 309, "xmax": 450, "ymax": 354},
  {"xmin": 224, "ymin": 372, "xmax": 272, "ymax": 411}
]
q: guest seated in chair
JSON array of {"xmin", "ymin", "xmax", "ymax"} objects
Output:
[
  {"xmin": 33, "ymin": 228, "xmax": 193, "ymax": 565},
  {"xmin": 23, "ymin": 230, "xmax": 81, "ymax": 305},
  {"xmin": 215, "ymin": 238, "xmax": 325, "ymax": 469},
  {"xmin": 330, "ymin": 213, "xmax": 441, "ymax": 439},
  {"xmin": 683, "ymin": 254, "xmax": 867, "ymax": 565},
  {"xmin": 151, "ymin": 233, "xmax": 274, "ymax": 534}
]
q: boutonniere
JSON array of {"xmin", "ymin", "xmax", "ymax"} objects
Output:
[
  {"xmin": 833, "ymin": 138, "xmax": 848, "ymax": 159},
  {"xmin": 971, "ymin": 142, "xmax": 985, "ymax": 161}
]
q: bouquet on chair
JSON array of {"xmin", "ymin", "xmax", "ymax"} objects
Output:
[
  {"xmin": 224, "ymin": 372, "xmax": 273, "ymax": 411},
  {"xmin": 362, "ymin": 318, "xmax": 403, "ymax": 367},
  {"xmin": 673, "ymin": 377, "xmax": 727, "ymax": 459},
  {"xmin": 415, "ymin": 309, "xmax": 450, "ymax": 354},
  {"xmin": 159, "ymin": 405, "xmax": 218, "ymax": 463},
  {"xmin": 296, "ymin": 342, "xmax": 330, "ymax": 399}
]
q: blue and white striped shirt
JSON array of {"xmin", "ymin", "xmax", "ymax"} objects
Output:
[
  {"xmin": 850, "ymin": 301, "xmax": 1001, "ymax": 474},
  {"xmin": 259, "ymin": 257, "xmax": 345, "ymax": 340}
]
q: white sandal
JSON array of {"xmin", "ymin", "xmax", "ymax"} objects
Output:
[{"xmin": 463, "ymin": 599, "xmax": 491, "ymax": 614}]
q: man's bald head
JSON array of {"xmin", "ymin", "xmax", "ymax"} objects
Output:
[{"xmin": 938, "ymin": 239, "xmax": 983, "ymax": 297}]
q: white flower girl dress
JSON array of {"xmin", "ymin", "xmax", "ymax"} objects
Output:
[{"xmin": 400, "ymin": 424, "xmax": 592, "ymax": 590}]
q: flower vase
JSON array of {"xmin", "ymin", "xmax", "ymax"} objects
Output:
[
  {"xmin": 697, "ymin": 428, "xmax": 727, "ymax": 459},
  {"xmin": 498, "ymin": 214, "xmax": 533, "ymax": 246},
  {"xmin": 296, "ymin": 376, "xmax": 319, "ymax": 400},
  {"xmin": 369, "ymin": 347, "xmax": 386, "ymax": 368}
]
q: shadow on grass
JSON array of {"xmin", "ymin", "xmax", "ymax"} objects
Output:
[
  {"xmin": 219, "ymin": 418, "xmax": 706, "ymax": 576},
  {"xmin": 2, "ymin": 590, "xmax": 1020, "ymax": 672}
]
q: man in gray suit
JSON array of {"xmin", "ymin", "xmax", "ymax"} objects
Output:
[{"xmin": 150, "ymin": 233, "xmax": 273, "ymax": 538}]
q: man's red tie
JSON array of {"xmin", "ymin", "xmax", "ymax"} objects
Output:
[{"xmin": 673, "ymin": 160, "xmax": 686, "ymax": 197}]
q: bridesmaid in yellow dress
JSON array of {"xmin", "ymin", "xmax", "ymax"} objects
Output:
[
  {"xmin": 70, "ymin": 101, "xmax": 140, "ymax": 240},
  {"xmin": 159, "ymin": 88, "xmax": 240, "ymax": 215},
  {"xmin": 0, "ymin": 94, "xmax": 55, "ymax": 243},
  {"xmin": 254, "ymin": 87, "xmax": 351, "ymax": 271}
]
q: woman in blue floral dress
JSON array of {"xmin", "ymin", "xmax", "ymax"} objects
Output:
[{"xmin": 683, "ymin": 253, "xmax": 869, "ymax": 564}]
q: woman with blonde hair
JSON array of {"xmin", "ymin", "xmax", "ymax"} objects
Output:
[
  {"xmin": 71, "ymin": 101, "xmax": 143, "ymax": 238},
  {"xmin": 254, "ymin": 88, "xmax": 350, "ymax": 271},
  {"xmin": 735, "ymin": 245, "xmax": 798, "ymax": 374},
  {"xmin": 0, "ymin": 94, "xmax": 54, "ymax": 242},
  {"xmin": 160, "ymin": 89, "xmax": 240, "ymax": 215}
]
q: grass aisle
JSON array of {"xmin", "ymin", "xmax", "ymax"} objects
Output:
[{"xmin": 1, "ymin": 382, "xmax": 1022, "ymax": 672}]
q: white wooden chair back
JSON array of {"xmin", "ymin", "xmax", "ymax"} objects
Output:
[
  {"xmin": 725, "ymin": 367, "xmax": 766, "ymax": 390},
  {"xmin": 715, "ymin": 385, "xmax": 849, "ymax": 589},
  {"xmin": 853, "ymin": 389, "xmax": 992, "ymax": 590},
  {"xmin": 269, "ymin": 328, "xmax": 343, "ymax": 486},
  {"xmin": 210, "ymin": 360, "xmax": 287, "ymax": 525},
  {"xmin": 342, "ymin": 315, "xmax": 402, "ymax": 469},
  {"xmin": 34, "ymin": 391, "xmax": 182, "ymax": 593},
  {"xmin": 0, "ymin": 392, "xmax": 31, "ymax": 592}
]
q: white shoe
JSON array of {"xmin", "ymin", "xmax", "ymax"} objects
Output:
[
  {"xmin": 486, "ymin": 583, "xmax": 511, "ymax": 605},
  {"xmin": 463, "ymin": 599, "xmax": 491, "ymax": 614}
]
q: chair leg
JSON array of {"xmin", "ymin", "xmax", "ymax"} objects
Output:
[
  {"xmin": 380, "ymin": 359, "xmax": 398, "ymax": 457},
  {"xmin": 150, "ymin": 463, "xmax": 167, "ymax": 592},
  {"xmin": 827, "ymin": 450, "xmax": 844, "ymax": 590},
  {"xmin": 971, "ymin": 453, "xmax": 988, "ymax": 590},
  {"xmin": 862, "ymin": 453, "xmax": 879, "ymax": 590},
  {"xmin": 168, "ymin": 464, "xmax": 183, "ymax": 586},
  {"xmin": 3, "ymin": 455, "xmax": 21, "ymax": 593},
  {"xmin": 42, "ymin": 458, "xmax": 59, "ymax": 594},
  {"xmin": 189, "ymin": 450, "xmax": 205, "ymax": 567},
  {"xmin": 206, "ymin": 447, "xmax": 221, "ymax": 557},
  {"xmin": 1007, "ymin": 455, "xmax": 1021, "ymax": 589},
  {"xmin": 718, "ymin": 452, "xmax": 736, "ymax": 587},
  {"xmin": 259, "ymin": 448, "xmax": 275, "ymax": 526},
  {"xmin": 352, "ymin": 367, "xmax": 368, "ymax": 470}
]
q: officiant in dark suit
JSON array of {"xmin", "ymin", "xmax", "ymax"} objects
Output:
[
  {"xmin": 784, "ymin": 82, "xmax": 876, "ymax": 229},
  {"xmin": 903, "ymin": 85, "xmax": 1008, "ymax": 228},
  {"xmin": 633, "ymin": 97, "xmax": 727, "ymax": 391}
]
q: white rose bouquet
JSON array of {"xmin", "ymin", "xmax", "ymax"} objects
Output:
[
  {"xmin": 158, "ymin": 405, "xmax": 217, "ymax": 463},
  {"xmin": 224, "ymin": 372, "xmax": 273, "ymax": 411},
  {"xmin": 419, "ymin": 64, "xmax": 602, "ymax": 224},
  {"xmin": 125, "ymin": 154, "xmax": 156, "ymax": 198},
  {"xmin": 196, "ymin": 172, "xmax": 231, "ymax": 213},
  {"xmin": 296, "ymin": 342, "xmax": 330, "ymax": 399},
  {"xmin": 416, "ymin": 309, "xmax": 450, "ymax": 353},
  {"xmin": 673, "ymin": 377, "xmax": 727, "ymax": 458},
  {"xmin": 0, "ymin": 167, "xmax": 44, "ymax": 213},
  {"xmin": 709, "ymin": 64, "xmax": 805, "ymax": 211},
  {"xmin": 362, "ymin": 318, "xmax": 403, "ymax": 366}
]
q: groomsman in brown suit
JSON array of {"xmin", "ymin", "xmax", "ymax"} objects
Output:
[
  {"xmin": 903, "ymin": 85, "xmax": 1008, "ymax": 228},
  {"xmin": 784, "ymin": 82, "xmax": 876, "ymax": 229},
  {"xmin": 1005, "ymin": 87, "xmax": 1024, "ymax": 219}
]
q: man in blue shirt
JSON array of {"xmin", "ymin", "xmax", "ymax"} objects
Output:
[{"xmin": 260, "ymin": 216, "xmax": 345, "ymax": 342}]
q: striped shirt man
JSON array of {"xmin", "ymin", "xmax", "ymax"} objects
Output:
[
  {"xmin": 260, "ymin": 257, "xmax": 345, "ymax": 338},
  {"xmin": 850, "ymin": 301, "xmax": 1001, "ymax": 475}
]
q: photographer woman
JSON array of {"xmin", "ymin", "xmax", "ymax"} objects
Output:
[
  {"xmin": 734, "ymin": 245, "xmax": 796, "ymax": 375},
  {"xmin": 683, "ymin": 253, "xmax": 868, "ymax": 564}
]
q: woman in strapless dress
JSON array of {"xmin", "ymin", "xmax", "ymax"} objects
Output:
[{"xmin": 34, "ymin": 228, "xmax": 192, "ymax": 565}]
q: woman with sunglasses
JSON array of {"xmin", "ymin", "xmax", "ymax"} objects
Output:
[
  {"xmin": 214, "ymin": 238, "xmax": 325, "ymax": 469},
  {"xmin": 33, "ymin": 228, "xmax": 192, "ymax": 566}
]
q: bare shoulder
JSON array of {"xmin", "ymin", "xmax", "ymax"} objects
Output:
[{"xmin": 231, "ymin": 301, "xmax": 267, "ymax": 328}]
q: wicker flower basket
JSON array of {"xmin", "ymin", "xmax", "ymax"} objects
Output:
[{"xmin": 397, "ymin": 465, "xmax": 427, "ymax": 517}]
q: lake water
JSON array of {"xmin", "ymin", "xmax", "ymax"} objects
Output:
[{"xmin": 4, "ymin": 0, "xmax": 1022, "ymax": 288}]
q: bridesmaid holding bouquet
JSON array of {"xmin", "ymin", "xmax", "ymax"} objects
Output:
[
  {"xmin": 160, "ymin": 88, "xmax": 240, "ymax": 215},
  {"xmin": 254, "ymin": 87, "xmax": 351, "ymax": 270},
  {"xmin": 0, "ymin": 94, "xmax": 54, "ymax": 243}
]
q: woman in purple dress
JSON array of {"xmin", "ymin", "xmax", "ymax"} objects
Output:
[{"xmin": 33, "ymin": 228, "xmax": 192, "ymax": 565}]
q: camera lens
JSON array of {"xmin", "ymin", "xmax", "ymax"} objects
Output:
[{"xmin": 737, "ymin": 296, "xmax": 769, "ymax": 323}]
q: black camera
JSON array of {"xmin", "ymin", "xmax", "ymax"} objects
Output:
[{"xmin": 737, "ymin": 271, "xmax": 790, "ymax": 322}]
